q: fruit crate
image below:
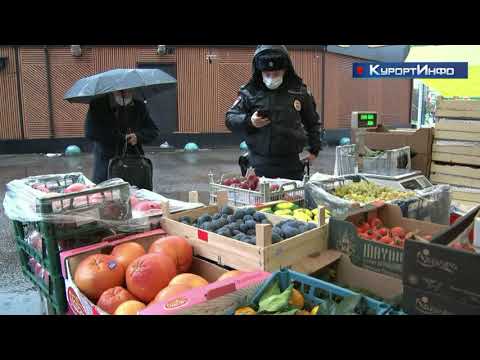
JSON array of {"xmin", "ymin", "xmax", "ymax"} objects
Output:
[
  {"xmin": 328, "ymin": 203, "xmax": 448, "ymax": 279},
  {"xmin": 246, "ymin": 268, "xmax": 400, "ymax": 315},
  {"xmin": 14, "ymin": 221, "xmax": 114, "ymax": 315},
  {"xmin": 208, "ymin": 172, "xmax": 306, "ymax": 208},
  {"xmin": 4, "ymin": 173, "xmax": 131, "ymax": 219},
  {"xmin": 159, "ymin": 192, "xmax": 328, "ymax": 272},
  {"xmin": 334, "ymin": 144, "xmax": 411, "ymax": 176}
]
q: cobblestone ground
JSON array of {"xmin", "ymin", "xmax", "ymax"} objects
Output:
[{"xmin": 0, "ymin": 147, "xmax": 336, "ymax": 314}]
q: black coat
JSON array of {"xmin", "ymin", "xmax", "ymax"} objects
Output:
[
  {"xmin": 225, "ymin": 45, "xmax": 323, "ymax": 180},
  {"xmin": 85, "ymin": 96, "xmax": 159, "ymax": 183}
]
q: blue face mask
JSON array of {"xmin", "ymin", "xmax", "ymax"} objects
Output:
[{"xmin": 262, "ymin": 74, "xmax": 283, "ymax": 90}]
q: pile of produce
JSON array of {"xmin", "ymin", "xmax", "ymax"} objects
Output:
[
  {"xmin": 179, "ymin": 205, "xmax": 316, "ymax": 245},
  {"xmin": 31, "ymin": 182, "xmax": 101, "ymax": 207},
  {"xmin": 449, "ymin": 240, "xmax": 476, "ymax": 253},
  {"xmin": 129, "ymin": 195, "xmax": 162, "ymax": 214},
  {"xmin": 74, "ymin": 235, "xmax": 246, "ymax": 315},
  {"xmin": 31, "ymin": 182, "xmax": 92, "ymax": 195},
  {"xmin": 356, "ymin": 217, "xmax": 433, "ymax": 249},
  {"xmin": 334, "ymin": 181, "xmax": 415, "ymax": 203},
  {"xmin": 260, "ymin": 201, "xmax": 330, "ymax": 223},
  {"xmin": 234, "ymin": 279, "xmax": 378, "ymax": 315},
  {"xmin": 221, "ymin": 175, "xmax": 280, "ymax": 192}
]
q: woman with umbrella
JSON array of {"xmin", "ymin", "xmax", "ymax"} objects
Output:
[
  {"xmin": 64, "ymin": 68, "xmax": 177, "ymax": 189},
  {"xmin": 84, "ymin": 89, "xmax": 159, "ymax": 185}
]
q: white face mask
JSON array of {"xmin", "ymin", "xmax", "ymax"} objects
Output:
[
  {"xmin": 262, "ymin": 74, "xmax": 283, "ymax": 90},
  {"xmin": 114, "ymin": 93, "xmax": 133, "ymax": 106}
]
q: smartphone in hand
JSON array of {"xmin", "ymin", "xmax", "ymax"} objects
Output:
[{"xmin": 257, "ymin": 109, "xmax": 270, "ymax": 119}]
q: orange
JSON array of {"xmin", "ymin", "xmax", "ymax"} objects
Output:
[
  {"xmin": 114, "ymin": 300, "xmax": 146, "ymax": 315},
  {"xmin": 289, "ymin": 289, "xmax": 305, "ymax": 309},
  {"xmin": 234, "ymin": 307, "xmax": 256, "ymax": 315}
]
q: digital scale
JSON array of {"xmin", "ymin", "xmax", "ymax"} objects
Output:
[
  {"xmin": 350, "ymin": 111, "xmax": 433, "ymax": 193},
  {"xmin": 359, "ymin": 167, "xmax": 434, "ymax": 192}
]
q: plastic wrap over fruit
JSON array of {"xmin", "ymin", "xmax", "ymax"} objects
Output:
[
  {"xmin": 304, "ymin": 181, "xmax": 357, "ymax": 218},
  {"xmin": 2, "ymin": 173, "xmax": 131, "ymax": 228}
]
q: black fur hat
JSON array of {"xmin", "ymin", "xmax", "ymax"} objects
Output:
[{"xmin": 254, "ymin": 50, "xmax": 290, "ymax": 71}]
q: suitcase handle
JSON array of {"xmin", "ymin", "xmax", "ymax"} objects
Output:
[{"xmin": 120, "ymin": 135, "xmax": 143, "ymax": 158}]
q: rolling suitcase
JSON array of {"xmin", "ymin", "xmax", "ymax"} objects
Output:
[{"xmin": 108, "ymin": 141, "xmax": 153, "ymax": 191}]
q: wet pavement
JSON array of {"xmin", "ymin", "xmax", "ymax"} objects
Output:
[{"xmin": 0, "ymin": 147, "xmax": 336, "ymax": 314}]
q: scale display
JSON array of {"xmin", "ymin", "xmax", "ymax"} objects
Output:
[{"xmin": 357, "ymin": 113, "xmax": 378, "ymax": 128}]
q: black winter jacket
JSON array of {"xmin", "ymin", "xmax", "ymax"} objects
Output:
[
  {"xmin": 225, "ymin": 45, "xmax": 323, "ymax": 160},
  {"xmin": 85, "ymin": 96, "xmax": 159, "ymax": 183}
]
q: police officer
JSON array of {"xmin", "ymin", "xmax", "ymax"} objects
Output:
[{"xmin": 226, "ymin": 45, "xmax": 323, "ymax": 180}]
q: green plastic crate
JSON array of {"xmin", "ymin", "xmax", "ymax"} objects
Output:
[{"xmin": 12, "ymin": 220, "xmax": 114, "ymax": 314}]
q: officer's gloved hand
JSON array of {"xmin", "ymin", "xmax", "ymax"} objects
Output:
[{"xmin": 251, "ymin": 111, "xmax": 271, "ymax": 128}]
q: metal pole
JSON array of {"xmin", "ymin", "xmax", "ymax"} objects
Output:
[
  {"xmin": 44, "ymin": 46, "xmax": 55, "ymax": 139},
  {"xmin": 417, "ymin": 81, "xmax": 423, "ymax": 129},
  {"xmin": 14, "ymin": 46, "xmax": 25, "ymax": 140}
]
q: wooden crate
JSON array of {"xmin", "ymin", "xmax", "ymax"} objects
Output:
[
  {"xmin": 430, "ymin": 163, "xmax": 480, "ymax": 189},
  {"xmin": 436, "ymin": 99, "xmax": 480, "ymax": 119},
  {"xmin": 434, "ymin": 129, "xmax": 480, "ymax": 142},
  {"xmin": 451, "ymin": 188, "xmax": 480, "ymax": 204},
  {"xmin": 159, "ymin": 192, "xmax": 328, "ymax": 272}
]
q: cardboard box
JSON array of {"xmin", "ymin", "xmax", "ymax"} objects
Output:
[
  {"xmin": 353, "ymin": 126, "xmax": 434, "ymax": 157},
  {"xmin": 328, "ymin": 203, "xmax": 448, "ymax": 279},
  {"xmin": 403, "ymin": 206, "xmax": 480, "ymax": 310},
  {"xmin": 141, "ymin": 271, "xmax": 269, "ymax": 315},
  {"xmin": 60, "ymin": 229, "xmax": 268, "ymax": 315},
  {"xmin": 293, "ymin": 250, "xmax": 403, "ymax": 301},
  {"xmin": 403, "ymin": 286, "xmax": 480, "ymax": 315}
]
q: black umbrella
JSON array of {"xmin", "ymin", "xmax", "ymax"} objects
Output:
[{"xmin": 64, "ymin": 68, "xmax": 177, "ymax": 104}]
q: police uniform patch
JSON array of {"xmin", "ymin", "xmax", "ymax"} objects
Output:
[
  {"xmin": 294, "ymin": 99, "xmax": 302, "ymax": 111},
  {"xmin": 233, "ymin": 96, "xmax": 241, "ymax": 107}
]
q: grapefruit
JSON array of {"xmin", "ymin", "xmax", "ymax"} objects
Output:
[
  {"xmin": 111, "ymin": 242, "xmax": 146, "ymax": 270},
  {"xmin": 97, "ymin": 286, "xmax": 138, "ymax": 314},
  {"xmin": 114, "ymin": 300, "xmax": 146, "ymax": 315},
  {"xmin": 126, "ymin": 253, "xmax": 177, "ymax": 303},
  {"xmin": 148, "ymin": 236, "xmax": 193, "ymax": 273},
  {"xmin": 169, "ymin": 273, "xmax": 208, "ymax": 289},
  {"xmin": 150, "ymin": 284, "xmax": 192, "ymax": 305},
  {"xmin": 217, "ymin": 270, "xmax": 244, "ymax": 282},
  {"xmin": 74, "ymin": 254, "xmax": 125, "ymax": 302}
]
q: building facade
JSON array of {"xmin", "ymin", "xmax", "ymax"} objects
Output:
[{"xmin": 0, "ymin": 46, "xmax": 412, "ymax": 153}]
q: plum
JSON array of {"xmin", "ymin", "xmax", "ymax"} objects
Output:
[
  {"xmin": 216, "ymin": 227, "xmax": 232, "ymax": 237},
  {"xmin": 243, "ymin": 215, "xmax": 254, "ymax": 222},
  {"xmin": 179, "ymin": 216, "xmax": 192, "ymax": 225},
  {"xmin": 253, "ymin": 212, "xmax": 267, "ymax": 222},
  {"xmin": 271, "ymin": 233, "xmax": 283, "ymax": 244},
  {"xmin": 245, "ymin": 208, "xmax": 256, "ymax": 216},
  {"xmin": 227, "ymin": 215, "xmax": 235, "ymax": 224},
  {"xmin": 245, "ymin": 220, "xmax": 257, "ymax": 230},
  {"xmin": 198, "ymin": 214, "xmax": 213, "ymax": 225},
  {"xmin": 221, "ymin": 205, "xmax": 234, "ymax": 216},
  {"xmin": 234, "ymin": 209, "xmax": 246, "ymax": 220},
  {"xmin": 246, "ymin": 229, "xmax": 256, "ymax": 236},
  {"xmin": 282, "ymin": 225, "xmax": 301, "ymax": 239}
]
